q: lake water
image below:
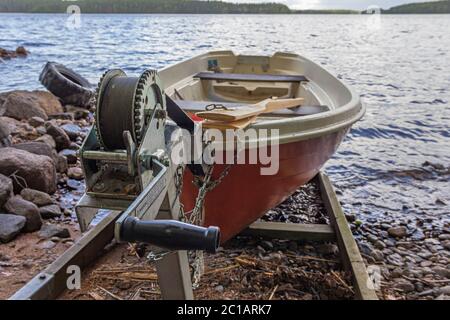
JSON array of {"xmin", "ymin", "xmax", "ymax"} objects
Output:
[{"xmin": 1, "ymin": 14, "xmax": 449, "ymax": 234}]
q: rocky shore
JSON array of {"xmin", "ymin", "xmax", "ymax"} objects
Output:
[
  {"xmin": 0, "ymin": 87, "xmax": 448, "ymax": 300},
  {"xmin": 0, "ymin": 89, "xmax": 91, "ymax": 245},
  {"xmin": 350, "ymin": 203, "xmax": 450, "ymax": 300}
]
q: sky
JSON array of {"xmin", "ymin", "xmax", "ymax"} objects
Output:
[{"xmin": 231, "ymin": 0, "xmax": 436, "ymax": 10}]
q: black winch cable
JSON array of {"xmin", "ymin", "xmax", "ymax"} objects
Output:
[{"xmin": 166, "ymin": 95, "xmax": 205, "ymax": 176}]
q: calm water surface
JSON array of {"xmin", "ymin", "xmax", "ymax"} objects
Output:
[{"xmin": 1, "ymin": 14, "xmax": 449, "ymax": 231}]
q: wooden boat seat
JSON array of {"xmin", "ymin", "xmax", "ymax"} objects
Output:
[
  {"xmin": 194, "ymin": 72, "xmax": 308, "ymax": 83},
  {"xmin": 212, "ymin": 83, "xmax": 290, "ymax": 98},
  {"xmin": 175, "ymin": 100, "xmax": 329, "ymax": 117}
]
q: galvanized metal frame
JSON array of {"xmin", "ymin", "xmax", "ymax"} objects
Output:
[
  {"xmin": 244, "ymin": 172, "xmax": 378, "ymax": 300},
  {"xmin": 10, "ymin": 172, "xmax": 377, "ymax": 300}
]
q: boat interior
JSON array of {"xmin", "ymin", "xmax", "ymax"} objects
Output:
[{"xmin": 163, "ymin": 52, "xmax": 334, "ymax": 123}]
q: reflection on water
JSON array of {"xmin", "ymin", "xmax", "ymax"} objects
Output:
[{"xmin": 1, "ymin": 14, "xmax": 449, "ymax": 228}]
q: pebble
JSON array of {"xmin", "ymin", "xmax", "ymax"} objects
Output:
[
  {"xmin": 39, "ymin": 240, "xmax": 56, "ymax": 250},
  {"xmin": 39, "ymin": 204, "xmax": 62, "ymax": 219},
  {"xmin": 411, "ymin": 229, "xmax": 425, "ymax": 241},
  {"xmin": 359, "ymin": 242, "xmax": 373, "ymax": 256},
  {"xmin": 68, "ymin": 167, "xmax": 84, "ymax": 180},
  {"xmin": 438, "ymin": 234, "xmax": 450, "ymax": 241},
  {"xmin": 432, "ymin": 267, "xmax": 450, "ymax": 279},
  {"xmin": 215, "ymin": 285, "xmax": 224, "ymax": 293},
  {"xmin": 420, "ymin": 261, "xmax": 433, "ymax": 268},
  {"xmin": 439, "ymin": 286, "xmax": 450, "ymax": 295},
  {"xmin": 374, "ymin": 240, "xmax": 386, "ymax": 249},
  {"xmin": 60, "ymin": 123, "xmax": 82, "ymax": 140},
  {"xmin": 388, "ymin": 226, "xmax": 408, "ymax": 238},
  {"xmin": 367, "ymin": 234, "xmax": 378, "ymax": 243},
  {"xmin": 0, "ymin": 214, "xmax": 26, "ymax": 243},
  {"xmin": 387, "ymin": 253, "xmax": 404, "ymax": 266},
  {"xmin": 371, "ymin": 249, "xmax": 384, "ymax": 262},
  {"xmin": 418, "ymin": 250, "xmax": 433, "ymax": 259},
  {"xmin": 415, "ymin": 282, "xmax": 424, "ymax": 292},
  {"xmin": 395, "ymin": 279, "xmax": 415, "ymax": 293},
  {"xmin": 38, "ymin": 224, "xmax": 70, "ymax": 239},
  {"xmin": 380, "ymin": 223, "xmax": 391, "ymax": 230},
  {"xmin": 385, "ymin": 239, "xmax": 397, "ymax": 247},
  {"xmin": 29, "ymin": 116, "xmax": 45, "ymax": 127},
  {"xmin": 424, "ymin": 238, "xmax": 441, "ymax": 245},
  {"xmin": 396, "ymin": 241, "xmax": 414, "ymax": 249},
  {"xmin": 59, "ymin": 149, "xmax": 78, "ymax": 164},
  {"xmin": 36, "ymin": 126, "xmax": 46, "ymax": 135},
  {"xmin": 67, "ymin": 179, "xmax": 82, "ymax": 190},
  {"xmin": 418, "ymin": 289, "xmax": 434, "ymax": 297}
]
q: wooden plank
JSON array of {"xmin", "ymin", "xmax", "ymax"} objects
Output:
[
  {"xmin": 196, "ymin": 98, "xmax": 304, "ymax": 122},
  {"xmin": 202, "ymin": 116, "xmax": 257, "ymax": 130},
  {"xmin": 175, "ymin": 100, "xmax": 330, "ymax": 117},
  {"xmin": 10, "ymin": 211, "xmax": 122, "ymax": 300},
  {"xmin": 318, "ymin": 172, "xmax": 379, "ymax": 300},
  {"xmin": 194, "ymin": 72, "xmax": 308, "ymax": 83},
  {"xmin": 243, "ymin": 221, "xmax": 336, "ymax": 242}
]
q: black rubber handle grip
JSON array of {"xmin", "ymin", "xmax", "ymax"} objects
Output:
[{"xmin": 120, "ymin": 217, "xmax": 220, "ymax": 253}]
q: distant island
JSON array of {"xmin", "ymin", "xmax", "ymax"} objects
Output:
[
  {"xmin": 0, "ymin": 0, "xmax": 449, "ymax": 14},
  {"xmin": 382, "ymin": 0, "xmax": 450, "ymax": 13}
]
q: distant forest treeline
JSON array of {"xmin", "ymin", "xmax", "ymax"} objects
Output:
[
  {"xmin": 0, "ymin": 0, "xmax": 449, "ymax": 14},
  {"xmin": 383, "ymin": 0, "xmax": 450, "ymax": 13},
  {"xmin": 0, "ymin": 0, "xmax": 291, "ymax": 14}
]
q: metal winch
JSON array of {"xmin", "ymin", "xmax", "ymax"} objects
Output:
[{"xmin": 74, "ymin": 69, "xmax": 219, "ymax": 299}]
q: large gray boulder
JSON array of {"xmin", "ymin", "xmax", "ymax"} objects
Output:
[
  {"xmin": 20, "ymin": 188, "xmax": 55, "ymax": 206},
  {"xmin": 0, "ymin": 116, "xmax": 21, "ymax": 135},
  {"xmin": 39, "ymin": 204, "xmax": 62, "ymax": 219},
  {"xmin": 35, "ymin": 134, "xmax": 56, "ymax": 149},
  {"xmin": 0, "ymin": 174, "xmax": 13, "ymax": 209},
  {"xmin": 31, "ymin": 91, "xmax": 64, "ymax": 116},
  {"xmin": 0, "ymin": 91, "xmax": 48, "ymax": 121},
  {"xmin": 0, "ymin": 90, "xmax": 63, "ymax": 121},
  {"xmin": 0, "ymin": 117, "xmax": 12, "ymax": 147},
  {"xmin": 0, "ymin": 214, "xmax": 26, "ymax": 243},
  {"xmin": 5, "ymin": 196, "xmax": 42, "ymax": 232},
  {"xmin": 45, "ymin": 122, "xmax": 71, "ymax": 151},
  {"xmin": 12, "ymin": 141, "xmax": 55, "ymax": 160},
  {"xmin": 0, "ymin": 148, "xmax": 57, "ymax": 194}
]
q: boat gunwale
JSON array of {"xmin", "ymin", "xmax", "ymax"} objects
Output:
[{"xmin": 159, "ymin": 50, "xmax": 365, "ymax": 145}]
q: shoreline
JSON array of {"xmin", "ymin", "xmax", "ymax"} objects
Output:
[
  {"xmin": 1, "ymin": 85, "xmax": 449, "ymax": 300},
  {"xmin": 1, "ymin": 12, "xmax": 450, "ymax": 15}
]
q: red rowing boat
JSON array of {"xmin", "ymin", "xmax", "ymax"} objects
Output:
[{"xmin": 160, "ymin": 51, "xmax": 364, "ymax": 242}]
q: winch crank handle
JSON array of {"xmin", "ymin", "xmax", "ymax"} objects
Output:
[{"xmin": 120, "ymin": 216, "xmax": 220, "ymax": 254}]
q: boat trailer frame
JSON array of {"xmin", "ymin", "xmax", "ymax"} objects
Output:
[{"xmin": 10, "ymin": 172, "xmax": 378, "ymax": 301}]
